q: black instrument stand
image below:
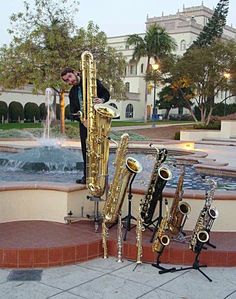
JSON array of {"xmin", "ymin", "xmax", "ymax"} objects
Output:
[
  {"xmin": 87, "ymin": 195, "xmax": 104, "ymax": 232},
  {"xmin": 122, "ymin": 174, "xmax": 137, "ymax": 241},
  {"xmin": 152, "ymin": 246, "xmax": 176, "ymax": 272},
  {"xmin": 159, "ymin": 245, "xmax": 212, "ymax": 282},
  {"xmin": 144, "ymin": 195, "xmax": 164, "ymax": 243}
]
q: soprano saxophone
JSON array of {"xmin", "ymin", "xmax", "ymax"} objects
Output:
[
  {"xmin": 140, "ymin": 145, "xmax": 172, "ymax": 225},
  {"xmin": 135, "ymin": 204, "xmax": 144, "ymax": 267},
  {"xmin": 189, "ymin": 179, "xmax": 218, "ymax": 253},
  {"xmin": 168, "ymin": 165, "xmax": 191, "ymax": 236}
]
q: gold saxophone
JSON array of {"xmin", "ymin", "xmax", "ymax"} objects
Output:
[
  {"xmin": 152, "ymin": 199, "xmax": 170, "ymax": 253},
  {"xmin": 140, "ymin": 145, "xmax": 172, "ymax": 225},
  {"xmin": 168, "ymin": 165, "xmax": 191, "ymax": 236},
  {"xmin": 135, "ymin": 204, "xmax": 144, "ymax": 266},
  {"xmin": 189, "ymin": 179, "xmax": 219, "ymax": 252},
  {"xmin": 81, "ymin": 51, "xmax": 119, "ymax": 197},
  {"xmin": 102, "ymin": 133, "xmax": 142, "ymax": 224}
]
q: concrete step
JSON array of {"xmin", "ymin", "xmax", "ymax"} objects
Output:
[{"xmin": 202, "ymin": 137, "xmax": 236, "ymax": 143}]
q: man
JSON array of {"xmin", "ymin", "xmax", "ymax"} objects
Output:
[{"xmin": 61, "ymin": 67, "xmax": 110, "ymax": 184}]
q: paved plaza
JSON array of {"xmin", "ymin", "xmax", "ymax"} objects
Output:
[{"xmin": 0, "ymin": 257, "xmax": 235, "ymax": 299}]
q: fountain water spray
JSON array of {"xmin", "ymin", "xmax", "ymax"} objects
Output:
[{"xmin": 43, "ymin": 88, "xmax": 55, "ymax": 140}]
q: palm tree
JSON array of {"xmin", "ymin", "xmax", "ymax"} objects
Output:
[{"xmin": 126, "ymin": 24, "xmax": 176, "ymax": 122}]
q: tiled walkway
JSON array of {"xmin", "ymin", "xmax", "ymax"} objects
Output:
[
  {"xmin": 0, "ymin": 220, "xmax": 235, "ymax": 268},
  {"xmin": 0, "ymin": 257, "xmax": 236, "ymax": 298}
]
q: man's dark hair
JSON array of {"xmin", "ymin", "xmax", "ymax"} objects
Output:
[{"xmin": 60, "ymin": 67, "xmax": 76, "ymax": 77}]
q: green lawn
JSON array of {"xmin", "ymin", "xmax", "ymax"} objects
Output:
[{"xmin": 0, "ymin": 120, "xmax": 192, "ymax": 130}]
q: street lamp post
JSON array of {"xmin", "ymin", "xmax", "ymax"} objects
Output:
[
  {"xmin": 151, "ymin": 63, "xmax": 159, "ymax": 128},
  {"xmin": 223, "ymin": 72, "xmax": 231, "ymax": 117}
]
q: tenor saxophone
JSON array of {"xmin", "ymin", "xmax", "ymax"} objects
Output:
[
  {"xmin": 168, "ymin": 165, "xmax": 191, "ymax": 236},
  {"xmin": 140, "ymin": 145, "xmax": 172, "ymax": 225},
  {"xmin": 189, "ymin": 179, "xmax": 219, "ymax": 252},
  {"xmin": 152, "ymin": 199, "xmax": 170, "ymax": 253},
  {"xmin": 81, "ymin": 51, "xmax": 119, "ymax": 198},
  {"xmin": 102, "ymin": 133, "xmax": 142, "ymax": 224}
]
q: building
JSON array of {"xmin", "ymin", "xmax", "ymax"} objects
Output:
[
  {"xmin": 107, "ymin": 3, "xmax": 236, "ymax": 120},
  {"xmin": 1, "ymin": 3, "xmax": 236, "ymax": 121}
]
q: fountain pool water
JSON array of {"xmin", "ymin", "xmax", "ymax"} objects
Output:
[{"xmin": 0, "ymin": 149, "xmax": 236, "ymax": 191}]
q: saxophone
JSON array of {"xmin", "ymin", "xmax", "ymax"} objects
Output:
[
  {"xmin": 189, "ymin": 179, "xmax": 219, "ymax": 253},
  {"xmin": 140, "ymin": 145, "xmax": 172, "ymax": 225},
  {"xmin": 102, "ymin": 133, "xmax": 142, "ymax": 224},
  {"xmin": 152, "ymin": 199, "xmax": 170, "ymax": 253},
  {"xmin": 135, "ymin": 204, "xmax": 144, "ymax": 266},
  {"xmin": 168, "ymin": 165, "xmax": 191, "ymax": 236},
  {"xmin": 81, "ymin": 51, "xmax": 119, "ymax": 198}
]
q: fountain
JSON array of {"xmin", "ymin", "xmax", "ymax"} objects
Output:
[{"xmin": 0, "ymin": 88, "xmax": 236, "ymax": 268}]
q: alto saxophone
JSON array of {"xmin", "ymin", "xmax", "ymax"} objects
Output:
[
  {"xmin": 189, "ymin": 179, "xmax": 219, "ymax": 253},
  {"xmin": 152, "ymin": 199, "xmax": 170, "ymax": 253},
  {"xmin": 102, "ymin": 133, "xmax": 142, "ymax": 224},
  {"xmin": 141, "ymin": 145, "xmax": 172, "ymax": 225},
  {"xmin": 80, "ymin": 51, "xmax": 119, "ymax": 198},
  {"xmin": 168, "ymin": 165, "xmax": 191, "ymax": 236}
]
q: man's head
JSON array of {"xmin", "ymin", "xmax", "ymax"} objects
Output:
[{"xmin": 61, "ymin": 67, "xmax": 80, "ymax": 85}]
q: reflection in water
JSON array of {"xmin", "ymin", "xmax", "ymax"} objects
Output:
[{"xmin": 0, "ymin": 151, "xmax": 235, "ymax": 191}]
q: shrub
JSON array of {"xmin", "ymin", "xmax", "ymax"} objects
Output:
[
  {"xmin": 194, "ymin": 120, "xmax": 221, "ymax": 130},
  {"xmin": 56, "ymin": 103, "xmax": 60, "ymax": 120},
  {"xmin": 8, "ymin": 101, "xmax": 24, "ymax": 122},
  {"xmin": 174, "ymin": 131, "xmax": 180, "ymax": 140},
  {"xmin": 39, "ymin": 103, "xmax": 47, "ymax": 120},
  {"xmin": 65, "ymin": 104, "xmax": 70, "ymax": 120},
  {"xmin": 24, "ymin": 102, "xmax": 40, "ymax": 122},
  {"xmin": 0, "ymin": 101, "xmax": 8, "ymax": 122}
]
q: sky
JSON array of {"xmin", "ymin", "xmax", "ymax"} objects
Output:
[{"xmin": 0, "ymin": 0, "xmax": 235, "ymax": 46}]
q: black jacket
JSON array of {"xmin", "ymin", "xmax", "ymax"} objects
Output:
[{"xmin": 69, "ymin": 79, "xmax": 110, "ymax": 119}]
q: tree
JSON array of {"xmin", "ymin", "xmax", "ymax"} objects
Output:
[
  {"xmin": 189, "ymin": 0, "xmax": 229, "ymax": 49},
  {"xmin": 0, "ymin": 0, "xmax": 126, "ymax": 132},
  {"xmin": 171, "ymin": 40, "xmax": 236, "ymax": 125},
  {"xmin": 126, "ymin": 24, "xmax": 176, "ymax": 122},
  {"xmin": 158, "ymin": 85, "xmax": 195, "ymax": 120}
]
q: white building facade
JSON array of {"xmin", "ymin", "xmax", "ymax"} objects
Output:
[
  {"xmin": 1, "ymin": 4, "xmax": 236, "ymax": 121},
  {"xmin": 107, "ymin": 4, "xmax": 236, "ymax": 120}
]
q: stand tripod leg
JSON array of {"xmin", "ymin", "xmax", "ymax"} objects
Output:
[
  {"xmin": 159, "ymin": 251, "xmax": 212, "ymax": 282},
  {"xmin": 152, "ymin": 249, "xmax": 176, "ymax": 272},
  {"xmin": 122, "ymin": 174, "xmax": 137, "ymax": 241}
]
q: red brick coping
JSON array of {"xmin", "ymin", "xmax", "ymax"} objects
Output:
[{"xmin": 0, "ymin": 220, "xmax": 235, "ymax": 268}]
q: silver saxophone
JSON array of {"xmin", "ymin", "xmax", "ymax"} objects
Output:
[{"xmin": 189, "ymin": 179, "xmax": 219, "ymax": 253}]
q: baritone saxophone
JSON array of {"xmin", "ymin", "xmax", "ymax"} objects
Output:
[
  {"xmin": 140, "ymin": 145, "xmax": 172, "ymax": 225},
  {"xmin": 80, "ymin": 51, "xmax": 119, "ymax": 198},
  {"xmin": 102, "ymin": 133, "xmax": 142, "ymax": 224}
]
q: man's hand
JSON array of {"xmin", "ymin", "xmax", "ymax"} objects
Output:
[
  {"xmin": 93, "ymin": 98, "xmax": 104, "ymax": 104},
  {"xmin": 82, "ymin": 119, "xmax": 87, "ymax": 128}
]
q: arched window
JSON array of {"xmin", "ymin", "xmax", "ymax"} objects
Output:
[
  {"xmin": 140, "ymin": 63, "xmax": 144, "ymax": 73},
  {"xmin": 180, "ymin": 40, "xmax": 186, "ymax": 51},
  {"xmin": 125, "ymin": 82, "xmax": 130, "ymax": 92},
  {"xmin": 125, "ymin": 104, "xmax": 134, "ymax": 118},
  {"xmin": 109, "ymin": 103, "xmax": 118, "ymax": 109}
]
